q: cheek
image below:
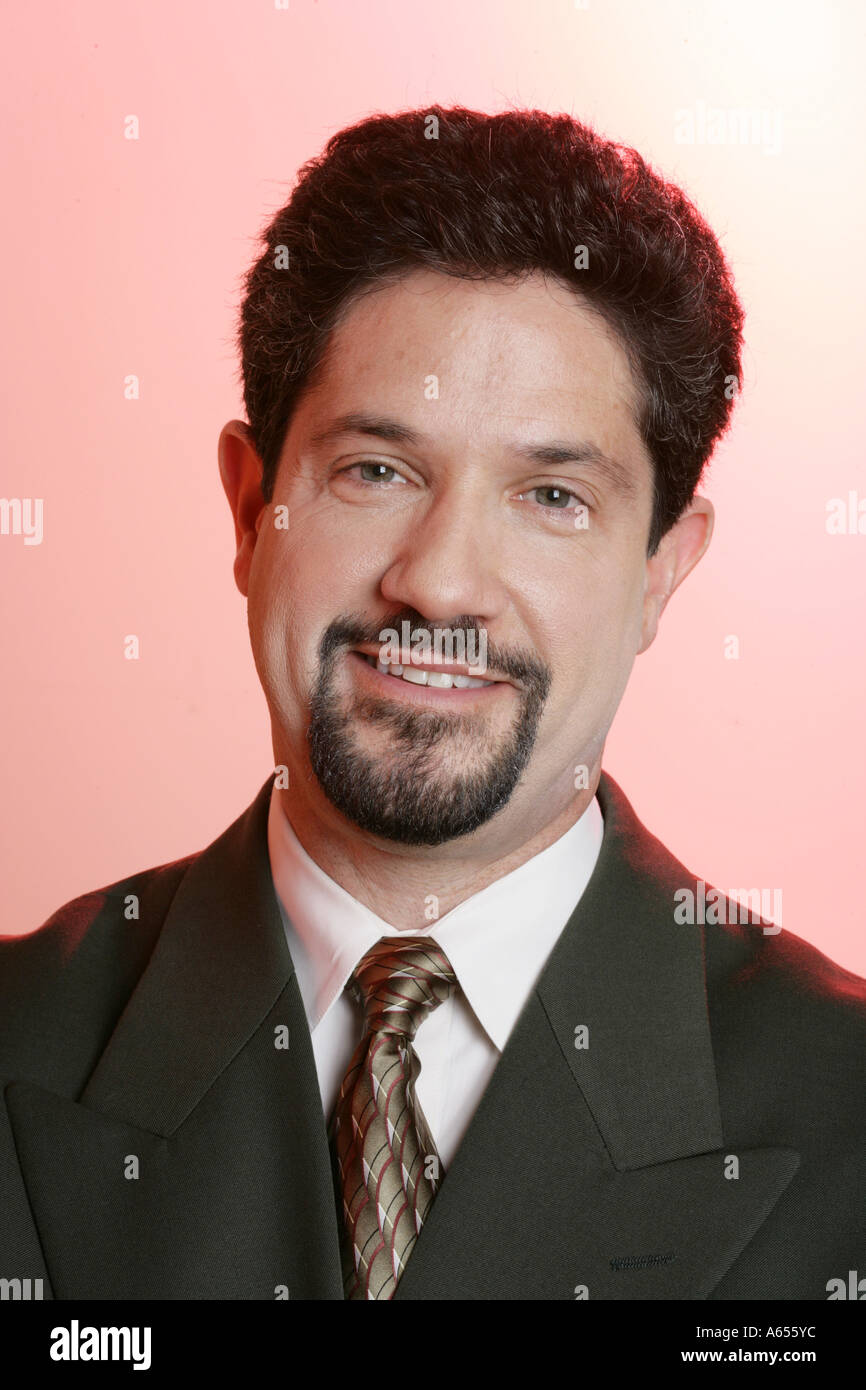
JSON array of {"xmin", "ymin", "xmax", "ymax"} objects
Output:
[
  {"xmin": 542, "ymin": 563, "xmax": 644, "ymax": 712},
  {"xmin": 249, "ymin": 524, "xmax": 376, "ymax": 704},
  {"xmin": 275, "ymin": 498, "xmax": 382, "ymax": 596},
  {"xmin": 247, "ymin": 539, "xmax": 311, "ymax": 696},
  {"xmin": 253, "ymin": 524, "xmax": 332, "ymax": 626},
  {"xmin": 594, "ymin": 567, "xmax": 646, "ymax": 673}
]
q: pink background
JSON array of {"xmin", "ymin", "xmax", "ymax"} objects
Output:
[{"xmin": 1, "ymin": 1, "xmax": 864, "ymax": 972}]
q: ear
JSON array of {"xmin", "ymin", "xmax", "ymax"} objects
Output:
[
  {"xmin": 217, "ymin": 420, "xmax": 267, "ymax": 598},
  {"xmin": 637, "ymin": 496, "xmax": 714, "ymax": 655}
]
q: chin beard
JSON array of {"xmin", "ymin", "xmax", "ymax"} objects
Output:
[{"xmin": 306, "ymin": 672, "xmax": 548, "ymax": 847}]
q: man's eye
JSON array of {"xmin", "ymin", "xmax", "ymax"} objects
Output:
[
  {"xmin": 521, "ymin": 485, "xmax": 586, "ymax": 511},
  {"xmin": 344, "ymin": 461, "xmax": 404, "ymax": 483}
]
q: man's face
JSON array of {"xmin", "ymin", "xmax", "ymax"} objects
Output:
[{"xmin": 227, "ymin": 269, "xmax": 696, "ymax": 849}]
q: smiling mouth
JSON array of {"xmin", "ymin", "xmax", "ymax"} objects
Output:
[
  {"xmin": 356, "ymin": 651, "xmax": 495, "ymax": 690},
  {"xmin": 346, "ymin": 647, "xmax": 516, "ymax": 704}
]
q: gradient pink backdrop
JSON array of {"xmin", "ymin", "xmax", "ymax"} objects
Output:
[{"xmin": 2, "ymin": 1, "xmax": 864, "ymax": 973}]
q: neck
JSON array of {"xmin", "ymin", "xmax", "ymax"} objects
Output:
[{"xmin": 273, "ymin": 763, "xmax": 602, "ymax": 931}]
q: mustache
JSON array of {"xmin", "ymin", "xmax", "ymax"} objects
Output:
[{"xmin": 318, "ymin": 610, "xmax": 552, "ymax": 698}]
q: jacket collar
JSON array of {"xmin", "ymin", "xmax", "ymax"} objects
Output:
[
  {"xmin": 393, "ymin": 769, "xmax": 800, "ymax": 1298},
  {"xmin": 83, "ymin": 766, "xmax": 719, "ymax": 1160},
  {"xmin": 5, "ymin": 769, "xmax": 799, "ymax": 1300},
  {"xmin": 540, "ymin": 768, "xmax": 723, "ymax": 1169},
  {"xmin": 80, "ymin": 775, "xmax": 293, "ymax": 1133}
]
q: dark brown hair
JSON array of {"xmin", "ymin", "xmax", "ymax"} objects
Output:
[{"xmin": 237, "ymin": 105, "xmax": 744, "ymax": 554}]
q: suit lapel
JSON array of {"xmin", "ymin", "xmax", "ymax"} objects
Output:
[
  {"xmin": 393, "ymin": 771, "xmax": 800, "ymax": 1299},
  {"xmin": 5, "ymin": 776, "xmax": 344, "ymax": 1299},
  {"xmin": 6, "ymin": 768, "xmax": 800, "ymax": 1300}
]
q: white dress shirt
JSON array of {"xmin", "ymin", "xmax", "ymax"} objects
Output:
[{"xmin": 266, "ymin": 784, "xmax": 604, "ymax": 1170}]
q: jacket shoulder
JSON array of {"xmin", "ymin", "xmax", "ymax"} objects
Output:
[
  {"xmin": 706, "ymin": 909, "xmax": 866, "ymax": 1023},
  {"xmin": 603, "ymin": 767, "xmax": 866, "ymax": 1113},
  {"xmin": 609, "ymin": 773, "xmax": 866, "ymax": 1032},
  {"xmin": 704, "ymin": 907, "xmax": 866, "ymax": 1132},
  {"xmin": 0, "ymin": 852, "xmax": 196, "ymax": 1091}
]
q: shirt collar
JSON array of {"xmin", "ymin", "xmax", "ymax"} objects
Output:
[{"xmin": 267, "ymin": 782, "xmax": 604, "ymax": 1052}]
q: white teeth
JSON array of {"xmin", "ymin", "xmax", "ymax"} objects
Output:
[
  {"xmin": 401, "ymin": 666, "xmax": 429, "ymax": 686},
  {"xmin": 361, "ymin": 653, "xmax": 493, "ymax": 689}
]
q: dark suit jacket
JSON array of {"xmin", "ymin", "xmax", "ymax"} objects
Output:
[{"xmin": 2, "ymin": 771, "xmax": 864, "ymax": 1300}]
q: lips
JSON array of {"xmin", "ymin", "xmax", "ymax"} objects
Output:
[
  {"xmin": 362, "ymin": 654, "xmax": 491, "ymax": 690},
  {"xmin": 347, "ymin": 648, "xmax": 511, "ymax": 704},
  {"xmin": 350, "ymin": 645, "xmax": 508, "ymax": 688}
]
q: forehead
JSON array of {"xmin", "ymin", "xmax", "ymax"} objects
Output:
[{"xmin": 293, "ymin": 268, "xmax": 651, "ymax": 485}]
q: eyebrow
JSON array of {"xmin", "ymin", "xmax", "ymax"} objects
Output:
[{"xmin": 307, "ymin": 411, "xmax": 640, "ymax": 501}]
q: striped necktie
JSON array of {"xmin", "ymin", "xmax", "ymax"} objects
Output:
[{"xmin": 329, "ymin": 936, "xmax": 457, "ymax": 1300}]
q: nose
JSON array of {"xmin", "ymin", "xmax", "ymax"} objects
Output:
[{"xmin": 378, "ymin": 481, "xmax": 503, "ymax": 624}]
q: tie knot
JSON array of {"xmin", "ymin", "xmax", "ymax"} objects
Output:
[{"xmin": 350, "ymin": 937, "xmax": 457, "ymax": 1039}]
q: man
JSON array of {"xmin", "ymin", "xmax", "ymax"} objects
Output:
[{"xmin": 2, "ymin": 105, "xmax": 863, "ymax": 1302}]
